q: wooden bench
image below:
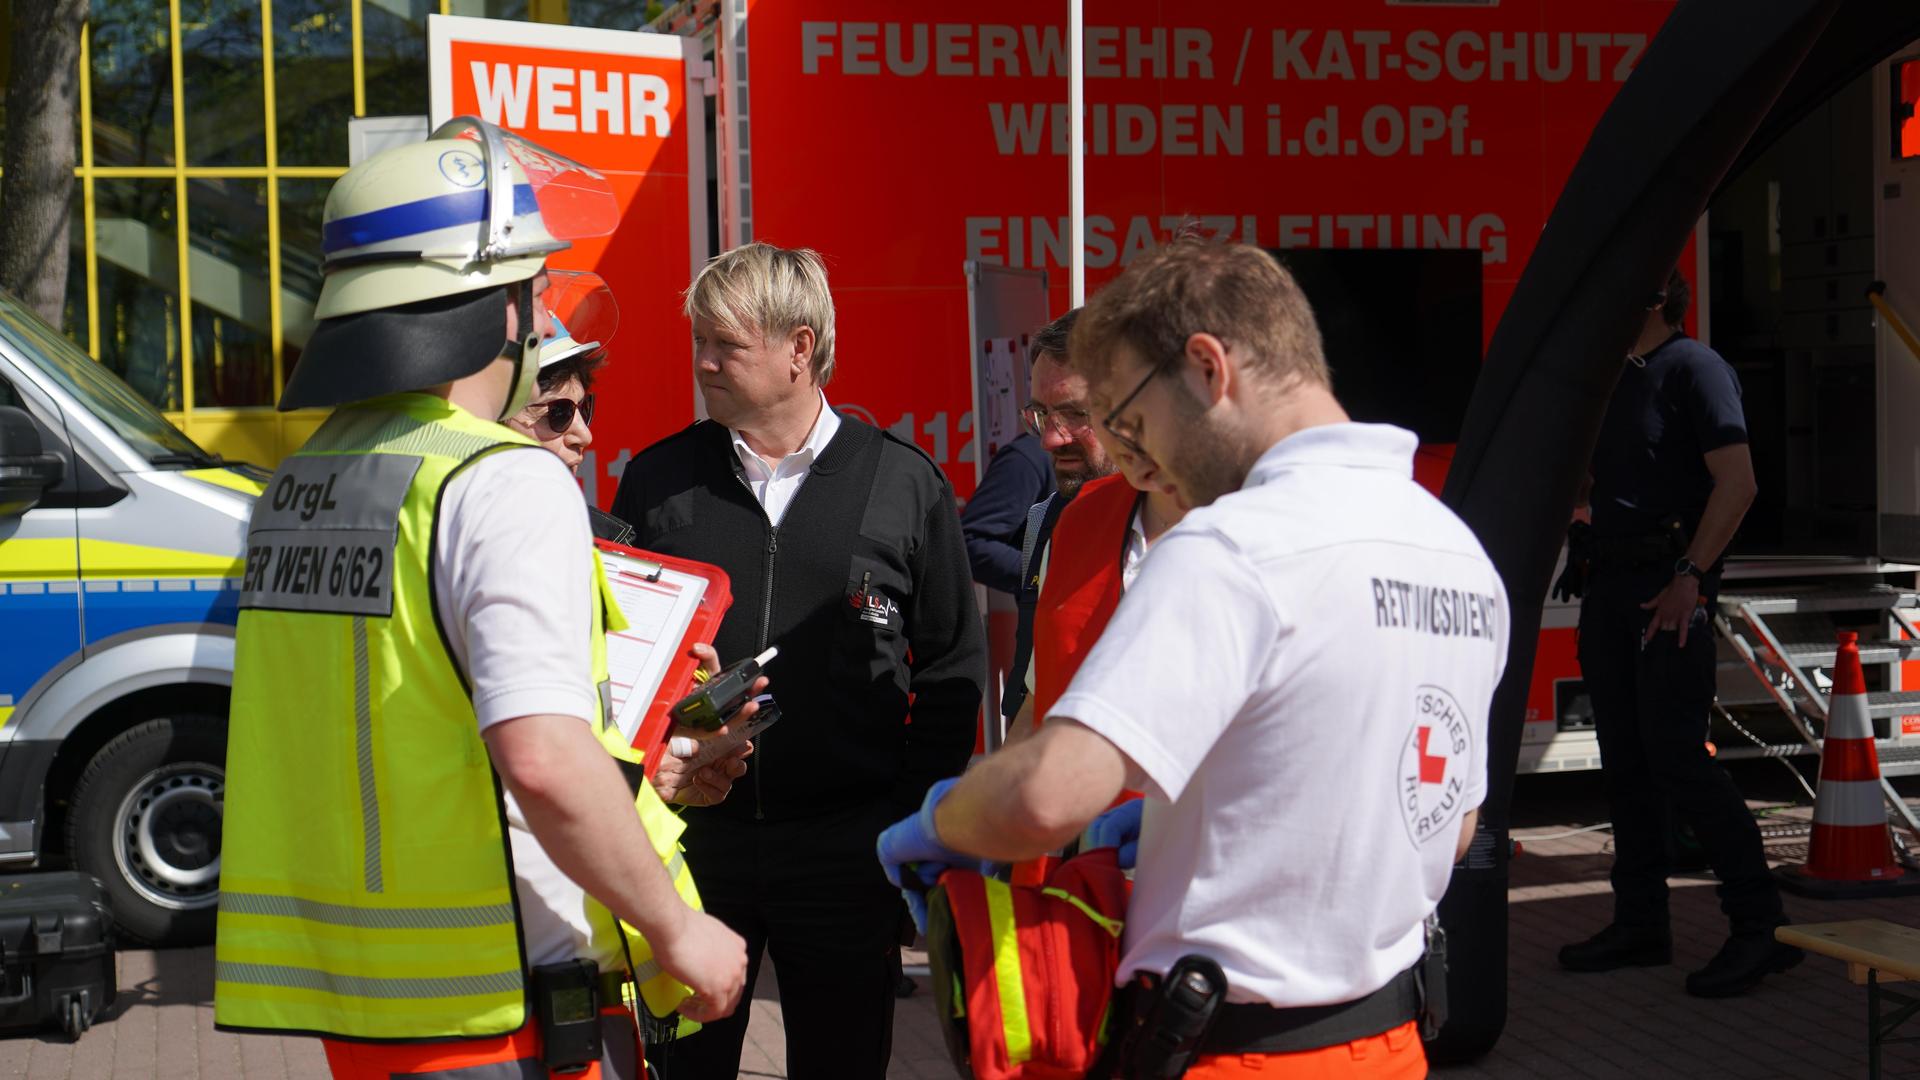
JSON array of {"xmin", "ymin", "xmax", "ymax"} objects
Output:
[{"xmin": 1777, "ymin": 920, "xmax": 1920, "ymax": 1078}]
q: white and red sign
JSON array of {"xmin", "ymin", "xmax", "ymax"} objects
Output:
[{"xmin": 430, "ymin": 15, "xmax": 710, "ymax": 508}]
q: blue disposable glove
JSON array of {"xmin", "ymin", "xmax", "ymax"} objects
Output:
[
  {"xmin": 1081, "ymin": 798, "xmax": 1144, "ymax": 870},
  {"xmin": 876, "ymin": 777, "xmax": 970, "ymax": 932}
]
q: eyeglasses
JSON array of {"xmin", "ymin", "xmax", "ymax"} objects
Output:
[
  {"xmin": 1020, "ymin": 402, "xmax": 1094, "ymax": 439},
  {"xmin": 530, "ymin": 393, "xmax": 595, "ymax": 435},
  {"xmin": 1101, "ymin": 361, "xmax": 1171, "ymax": 454}
]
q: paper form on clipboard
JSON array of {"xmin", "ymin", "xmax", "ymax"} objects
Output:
[{"xmin": 595, "ymin": 541, "xmax": 733, "ymax": 773}]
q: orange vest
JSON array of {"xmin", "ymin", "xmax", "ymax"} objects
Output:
[{"xmin": 1033, "ymin": 473, "xmax": 1140, "ymax": 726}]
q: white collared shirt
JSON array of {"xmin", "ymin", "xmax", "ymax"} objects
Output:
[
  {"xmin": 1050, "ymin": 423, "xmax": 1509, "ymax": 1007},
  {"xmin": 730, "ymin": 393, "xmax": 841, "ymax": 526},
  {"xmin": 1120, "ymin": 505, "xmax": 1150, "ymax": 590}
]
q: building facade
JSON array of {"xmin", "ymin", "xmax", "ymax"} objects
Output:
[{"xmin": 0, "ymin": 0, "xmax": 701, "ymax": 465}]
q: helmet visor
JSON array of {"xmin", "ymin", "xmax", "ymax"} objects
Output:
[
  {"xmin": 543, "ymin": 269, "xmax": 618, "ymax": 352},
  {"xmin": 434, "ymin": 117, "xmax": 621, "ymax": 247}
]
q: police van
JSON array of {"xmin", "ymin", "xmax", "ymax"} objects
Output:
[{"xmin": 0, "ymin": 290, "xmax": 259, "ymax": 945}]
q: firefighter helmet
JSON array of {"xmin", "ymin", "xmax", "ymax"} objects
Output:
[{"xmin": 280, "ymin": 117, "xmax": 616, "ymax": 415}]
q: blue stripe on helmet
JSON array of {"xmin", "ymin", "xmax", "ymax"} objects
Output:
[{"xmin": 323, "ymin": 184, "xmax": 539, "ymax": 255}]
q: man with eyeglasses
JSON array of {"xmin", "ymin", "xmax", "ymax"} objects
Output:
[
  {"xmin": 996, "ymin": 309, "xmax": 1116, "ymax": 734},
  {"xmin": 879, "ymin": 241, "xmax": 1506, "ymax": 1079},
  {"xmin": 997, "ymin": 306, "xmax": 1191, "ymax": 750}
]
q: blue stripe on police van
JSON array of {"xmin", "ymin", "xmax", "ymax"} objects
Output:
[
  {"xmin": 80, "ymin": 579, "xmax": 240, "ymax": 645},
  {"xmin": 322, "ymin": 184, "xmax": 538, "ymax": 255}
]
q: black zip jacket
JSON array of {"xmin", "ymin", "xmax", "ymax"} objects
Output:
[{"xmin": 610, "ymin": 415, "xmax": 986, "ymax": 823}]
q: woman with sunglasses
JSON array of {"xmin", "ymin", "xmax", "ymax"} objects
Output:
[
  {"xmin": 510, "ymin": 319, "xmax": 642, "ymax": 546},
  {"xmin": 518, "ymin": 319, "xmax": 756, "ymax": 814},
  {"xmin": 507, "ymin": 321, "xmax": 601, "ymax": 473}
]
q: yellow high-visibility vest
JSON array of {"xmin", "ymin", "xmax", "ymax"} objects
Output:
[{"xmin": 214, "ymin": 394, "xmax": 694, "ymax": 1040}]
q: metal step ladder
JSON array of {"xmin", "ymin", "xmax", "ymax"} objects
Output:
[{"xmin": 1715, "ymin": 584, "xmax": 1920, "ymax": 836}]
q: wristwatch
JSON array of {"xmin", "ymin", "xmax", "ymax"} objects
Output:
[{"xmin": 1674, "ymin": 557, "xmax": 1706, "ymax": 582}]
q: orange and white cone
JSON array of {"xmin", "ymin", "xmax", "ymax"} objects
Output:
[{"xmin": 1778, "ymin": 631, "xmax": 1920, "ymax": 897}]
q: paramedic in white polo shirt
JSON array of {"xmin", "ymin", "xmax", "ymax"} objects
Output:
[{"xmin": 877, "ymin": 241, "xmax": 1508, "ymax": 1080}]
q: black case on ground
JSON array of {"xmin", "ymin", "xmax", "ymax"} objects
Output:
[{"xmin": 0, "ymin": 873, "xmax": 116, "ymax": 1040}]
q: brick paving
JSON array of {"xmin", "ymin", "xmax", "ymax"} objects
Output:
[{"xmin": 1, "ymin": 764, "xmax": 1915, "ymax": 1078}]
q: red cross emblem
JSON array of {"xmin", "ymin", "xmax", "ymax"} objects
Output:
[{"xmin": 1416, "ymin": 726, "xmax": 1448, "ymax": 785}]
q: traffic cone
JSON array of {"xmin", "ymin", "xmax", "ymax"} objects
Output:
[{"xmin": 1777, "ymin": 632, "xmax": 1920, "ymax": 897}]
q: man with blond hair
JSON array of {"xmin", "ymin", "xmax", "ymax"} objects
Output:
[
  {"xmin": 612, "ymin": 242, "xmax": 985, "ymax": 1080},
  {"xmin": 879, "ymin": 241, "xmax": 1507, "ymax": 1078}
]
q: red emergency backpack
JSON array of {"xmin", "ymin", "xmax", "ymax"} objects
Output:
[{"xmin": 925, "ymin": 848, "xmax": 1132, "ymax": 1080}]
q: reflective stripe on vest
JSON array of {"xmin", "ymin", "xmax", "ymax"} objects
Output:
[
  {"xmin": 217, "ymin": 395, "xmax": 548, "ymax": 1041},
  {"xmin": 588, "ymin": 551, "xmax": 705, "ymax": 1023},
  {"xmin": 1033, "ymin": 474, "xmax": 1138, "ymax": 723}
]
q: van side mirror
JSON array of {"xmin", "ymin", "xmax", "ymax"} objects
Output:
[{"xmin": 0, "ymin": 406, "xmax": 64, "ymax": 519}]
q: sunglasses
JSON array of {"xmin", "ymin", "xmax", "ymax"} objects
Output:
[{"xmin": 530, "ymin": 393, "xmax": 594, "ymax": 435}]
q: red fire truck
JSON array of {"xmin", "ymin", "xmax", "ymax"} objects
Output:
[{"xmin": 605, "ymin": 1, "xmax": 1920, "ymax": 789}]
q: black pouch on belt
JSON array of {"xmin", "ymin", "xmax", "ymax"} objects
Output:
[
  {"xmin": 532, "ymin": 959, "xmax": 604, "ymax": 1074},
  {"xmin": 1101, "ymin": 954, "xmax": 1230, "ymax": 1080}
]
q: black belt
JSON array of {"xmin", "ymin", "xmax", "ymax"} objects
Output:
[
  {"xmin": 1198, "ymin": 967, "xmax": 1421, "ymax": 1056},
  {"xmin": 1587, "ymin": 519, "xmax": 1689, "ymax": 569}
]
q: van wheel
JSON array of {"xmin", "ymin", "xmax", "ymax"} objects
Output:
[{"xmin": 67, "ymin": 716, "xmax": 225, "ymax": 946}]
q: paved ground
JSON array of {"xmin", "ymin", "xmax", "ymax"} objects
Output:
[{"xmin": 1, "ymin": 762, "xmax": 1916, "ymax": 1078}]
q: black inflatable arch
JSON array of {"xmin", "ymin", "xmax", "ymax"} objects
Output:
[{"xmin": 1431, "ymin": 0, "xmax": 1920, "ymax": 1061}]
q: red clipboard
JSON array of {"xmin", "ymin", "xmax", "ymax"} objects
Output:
[{"xmin": 595, "ymin": 538, "xmax": 733, "ymax": 778}]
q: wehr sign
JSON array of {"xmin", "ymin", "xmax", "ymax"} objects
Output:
[
  {"xmin": 430, "ymin": 15, "xmax": 710, "ymax": 508},
  {"xmin": 718, "ymin": 0, "xmax": 1679, "ymax": 498}
]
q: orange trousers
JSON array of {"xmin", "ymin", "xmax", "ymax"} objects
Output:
[
  {"xmin": 322, "ymin": 1004, "xmax": 640, "ymax": 1080},
  {"xmin": 1182, "ymin": 1021, "xmax": 1426, "ymax": 1079}
]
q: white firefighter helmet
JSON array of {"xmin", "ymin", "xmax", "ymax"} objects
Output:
[
  {"xmin": 280, "ymin": 117, "xmax": 617, "ymax": 413},
  {"xmin": 539, "ymin": 317, "xmax": 598, "ymax": 370},
  {"xmin": 538, "ymin": 269, "xmax": 619, "ymax": 370}
]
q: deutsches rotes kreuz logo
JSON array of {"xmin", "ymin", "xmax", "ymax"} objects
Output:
[{"xmin": 1400, "ymin": 685, "xmax": 1472, "ymax": 847}]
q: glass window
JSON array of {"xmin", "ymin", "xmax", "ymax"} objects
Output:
[
  {"xmin": 273, "ymin": 0, "xmax": 353, "ymax": 165},
  {"xmin": 362, "ymin": 0, "xmax": 433, "ymax": 120},
  {"xmin": 90, "ymin": 0, "xmax": 177, "ymax": 167},
  {"xmin": 447, "ymin": 0, "xmax": 531, "ymax": 19},
  {"xmin": 181, "ymin": 0, "xmax": 269, "ymax": 166},
  {"xmin": 1894, "ymin": 56, "xmax": 1920, "ymax": 160},
  {"xmin": 64, "ymin": 182, "xmax": 90, "ymax": 356},
  {"xmin": 277, "ymin": 177, "xmax": 331, "ymax": 388},
  {"xmin": 93, "ymin": 178, "xmax": 183, "ymax": 410},
  {"xmin": 188, "ymin": 177, "xmax": 273, "ymax": 406},
  {"xmin": 568, "ymin": 0, "xmax": 664, "ymax": 32},
  {"xmin": 0, "ymin": 290, "xmax": 213, "ymax": 467}
]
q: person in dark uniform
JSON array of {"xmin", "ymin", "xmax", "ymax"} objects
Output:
[
  {"xmin": 960, "ymin": 432, "xmax": 1053, "ymax": 594},
  {"xmin": 1557, "ymin": 269, "xmax": 1802, "ymax": 998},
  {"xmin": 610, "ymin": 243, "xmax": 985, "ymax": 1080}
]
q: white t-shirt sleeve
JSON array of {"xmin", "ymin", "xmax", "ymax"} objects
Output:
[
  {"xmin": 435, "ymin": 447, "xmax": 597, "ymax": 731},
  {"xmin": 1047, "ymin": 528, "xmax": 1279, "ymax": 803}
]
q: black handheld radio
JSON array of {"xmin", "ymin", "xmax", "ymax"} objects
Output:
[{"xmin": 669, "ymin": 646, "xmax": 777, "ymax": 731}]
